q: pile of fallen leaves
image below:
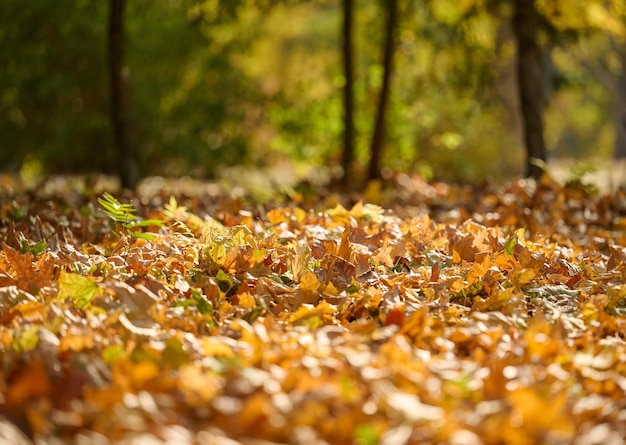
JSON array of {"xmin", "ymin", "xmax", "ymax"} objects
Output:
[{"xmin": 1, "ymin": 173, "xmax": 625, "ymax": 444}]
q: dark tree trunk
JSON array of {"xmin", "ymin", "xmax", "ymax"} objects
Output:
[
  {"xmin": 367, "ymin": 0, "xmax": 398, "ymax": 182},
  {"xmin": 513, "ymin": 0, "xmax": 547, "ymax": 179},
  {"xmin": 340, "ymin": 0, "xmax": 355, "ymax": 187},
  {"xmin": 108, "ymin": 0, "xmax": 138, "ymax": 189}
]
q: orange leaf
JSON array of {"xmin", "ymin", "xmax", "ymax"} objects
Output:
[
  {"xmin": 1, "ymin": 243, "xmax": 54, "ymax": 294},
  {"xmin": 5, "ymin": 360, "xmax": 51, "ymax": 406}
]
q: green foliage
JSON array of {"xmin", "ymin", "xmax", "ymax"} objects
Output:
[
  {"xmin": 98, "ymin": 192, "xmax": 163, "ymax": 240},
  {"xmin": 98, "ymin": 192, "xmax": 137, "ymax": 225},
  {"xmin": 2, "ymin": 0, "xmax": 623, "ymax": 183},
  {"xmin": 173, "ymin": 288, "xmax": 214, "ymax": 316},
  {"xmin": 504, "ymin": 236, "xmax": 517, "ymax": 255},
  {"xmin": 19, "ymin": 234, "xmax": 48, "ymax": 256}
]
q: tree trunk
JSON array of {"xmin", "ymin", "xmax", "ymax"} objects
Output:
[
  {"xmin": 340, "ymin": 0, "xmax": 355, "ymax": 187},
  {"xmin": 513, "ymin": 0, "xmax": 547, "ymax": 179},
  {"xmin": 108, "ymin": 0, "xmax": 138, "ymax": 189},
  {"xmin": 367, "ymin": 0, "xmax": 398, "ymax": 182}
]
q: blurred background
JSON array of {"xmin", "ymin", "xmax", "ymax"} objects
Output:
[{"xmin": 1, "ymin": 0, "xmax": 624, "ymax": 191}]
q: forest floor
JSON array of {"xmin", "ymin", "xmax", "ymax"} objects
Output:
[{"xmin": 0, "ymin": 171, "xmax": 625, "ymax": 444}]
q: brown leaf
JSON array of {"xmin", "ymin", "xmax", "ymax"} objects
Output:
[
  {"xmin": 5, "ymin": 360, "xmax": 51, "ymax": 406},
  {"xmin": 0, "ymin": 244, "xmax": 55, "ymax": 294},
  {"xmin": 451, "ymin": 234, "xmax": 477, "ymax": 263}
]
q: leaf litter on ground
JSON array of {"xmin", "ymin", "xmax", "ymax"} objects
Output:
[{"xmin": 0, "ymin": 172, "xmax": 625, "ymax": 444}]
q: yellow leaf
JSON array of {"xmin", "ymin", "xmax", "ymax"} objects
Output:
[
  {"xmin": 7, "ymin": 301, "xmax": 45, "ymax": 322},
  {"xmin": 60, "ymin": 333, "xmax": 95, "ymax": 352},
  {"xmin": 493, "ymin": 251, "xmax": 517, "ymax": 270},
  {"xmin": 288, "ymin": 300, "xmax": 336, "ymax": 324},
  {"xmin": 514, "ymin": 228, "xmax": 527, "ymax": 245},
  {"xmin": 291, "ymin": 240, "xmax": 311, "ymax": 281},
  {"xmin": 515, "ymin": 268, "xmax": 536, "ymax": 285},
  {"xmin": 326, "ymin": 203, "xmax": 350, "ymax": 225},
  {"xmin": 178, "ymin": 364, "xmax": 221, "ymax": 405},
  {"xmin": 452, "ymin": 249, "xmax": 461, "ymax": 264},
  {"xmin": 505, "ymin": 387, "xmax": 573, "ymax": 436},
  {"xmin": 363, "ymin": 180, "xmax": 383, "ymax": 204},
  {"xmin": 581, "ymin": 302, "xmax": 599, "ymax": 323},
  {"xmin": 323, "ymin": 281, "xmax": 338, "ymax": 295},
  {"xmin": 232, "ymin": 225, "xmax": 257, "ymax": 248},
  {"xmin": 300, "ymin": 270, "xmax": 320, "ymax": 291},
  {"xmin": 349, "ymin": 200, "xmax": 364, "ymax": 218},
  {"xmin": 294, "ymin": 207, "xmax": 307, "ymax": 222},
  {"xmin": 128, "ymin": 361, "xmax": 160, "ymax": 388},
  {"xmin": 266, "ymin": 207, "xmax": 288, "ymax": 225},
  {"xmin": 468, "ymin": 255, "xmax": 492, "ymax": 283},
  {"xmin": 237, "ymin": 292, "xmax": 257, "ymax": 309},
  {"xmin": 201, "ymin": 337, "xmax": 236, "ymax": 358}
]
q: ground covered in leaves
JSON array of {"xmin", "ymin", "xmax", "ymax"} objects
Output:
[{"xmin": 1, "ymin": 174, "xmax": 626, "ymax": 444}]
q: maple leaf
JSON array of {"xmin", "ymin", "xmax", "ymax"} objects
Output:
[{"xmin": 0, "ymin": 243, "xmax": 55, "ymax": 294}]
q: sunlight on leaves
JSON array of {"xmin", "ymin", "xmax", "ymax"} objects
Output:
[
  {"xmin": 57, "ymin": 271, "xmax": 101, "ymax": 310},
  {"xmin": 2, "ymin": 178, "xmax": 626, "ymax": 442}
]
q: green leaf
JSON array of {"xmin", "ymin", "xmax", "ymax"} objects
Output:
[
  {"xmin": 193, "ymin": 293, "xmax": 213, "ymax": 315},
  {"xmin": 164, "ymin": 195, "xmax": 186, "ymax": 220},
  {"xmin": 98, "ymin": 193, "xmax": 164, "ymax": 242},
  {"xmin": 252, "ymin": 248, "xmax": 267, "ymax": 262},
  {"xmin": 57, "ymin": 271, "xmax": 100, "ymax": 310},
  {"xmin": 242, "ymin": 306, "xmax": 263, "ymax": 323},
  {"xmin": 102, "ymin": 344, "xmax": 127, "ymax": 363},
  {"xmin": 12, "ymin": 204, "xmax": 28, "ymax": 221},
  {"xmin": 128, "ymin": 218, "xmax": 165, "ymax": 228},
  {"xmin": 162, "ymin": 337, "xmax": 191, "ymax": 369},
  {"xmin": 19, "ymin": 237, "xmax": 48, "ymax": 256},
  {"xmin": 353, "ymin": 424, "xmax": 380, "ymax": 445},
  {"xmin": 131, "ymin": 231, "xmax": 157, "ymax": 241},
  {"xmin": 98, "ymin": 192, "xmax": 137, "ymax": 223},
  {"xmin": 173, "ymin": 289, "xmax": 213, "ymax": 316},
  {"xmin": 206, "ymin": 240, "xmax": 227, "ymax": 267},
  {"xmin": 346, "ymin": 283, "xmax": 360, "ymax": 294},
  {"xmin": 12, "ymin": 325, "xmax": 40, "ymax": 352},
  {"xmin": 453, "ymin": 281, "xmax": 484, "ymax": 300},
  {"xmin": 504, "ymin": 236, "xmax": 517, "ymax": 255},
  {"xmin": 216, "ymin": 268, "xmax": 233, "ymax": 283}
]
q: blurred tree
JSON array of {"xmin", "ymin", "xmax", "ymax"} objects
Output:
[
  {"xmin": 400, "ymin": 0, "xmax": 523, "ymax": 182},
  {"xmin": 0, "ymin": 0, "xmax": 110, "ymax": 175},
  {"xmin": 0, "ymin": 0, "xmax": 622, "ymax": 188},
  {"xmin": 367, "ymin": 0, "xmax": 398, "ymax": 182},
  {"xmin": 529, "ymin": 0, "xmax": 626, "ymax": 167},
  {"xmin": 513, "ymin": 0, "xmax": 546, "ymax": 179},
  {"xmin": 340, "ymin": 0, "xmax": 356, "ymax": 187},
  {"xmin": 108, "ymin": 0, "xmax": 138, "ymax": 189}
]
